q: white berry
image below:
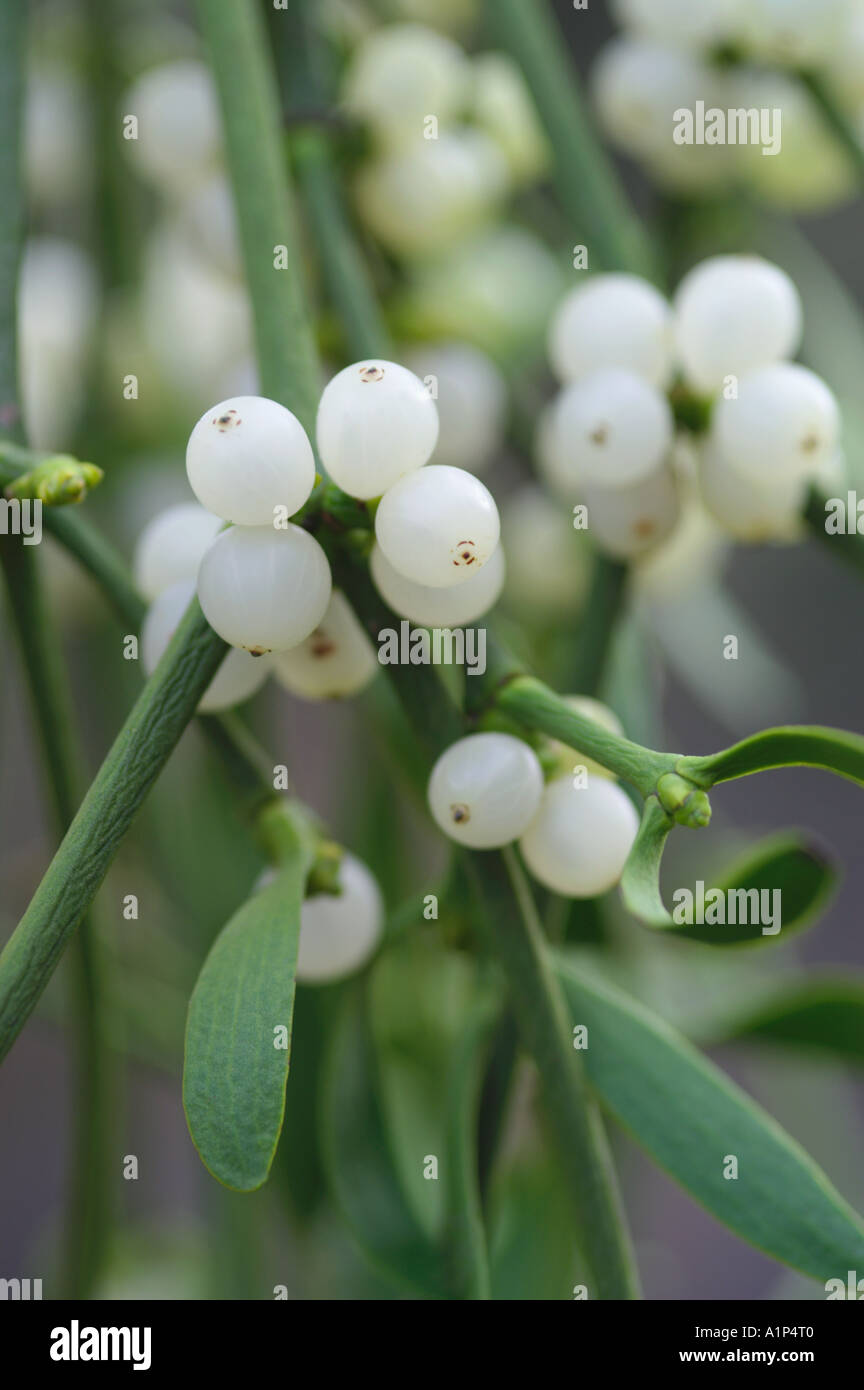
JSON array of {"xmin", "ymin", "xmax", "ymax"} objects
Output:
[
  {"xmin": 133, "ymin": 503, "xmax": 222, "ymax": 600},
  {"xmin": 142, "ymin": 580, "xmax": 271, "ymax": 712},
  {"xmin": 711, "ymin": 363, "xmax": 840, "ymax": 484},
  {"xmin": 471, "ymin": 52, "xmax": 549, "ymax": 185},
  {"xmin": 611, "ymin": 0, "xmax": 743, "ymax": 50},
  {"xmin": 428, "ymin": 732, "xmax": 544, "ymax": 849},
  {"xmin": 370, "ymin": 540, "xmax": 505, "ymax": 627},
  {"xmin": 673, "ymin": 255, "xmax": 802, "ymax": 394},
  {"xmin": 519, "ymin": 776, "xmax": 639, "ymax": 897},
  {"xmin": 549, "ymin": 274, "xmax": 673, "ymax": 388},
  {"xmin": 552, "ymin": 368, "xmax": 673, "ymax": 490},
  {"xmin": 402, "ymin": 343, "xmax": 506, "ymax": 474},
  {"xmin": 122, "ymin": 61, "xmax": 221, "ymax": 194},
  {"xmin": 354, "ymin": 130, "xmax": 506, "ymax": 259},
  {"xmin": 584, "ymin": 465, "xmax": 680, "ymax": 559},
  {"xmin": 315, "ymin": 360, "xmax": 439, "ymax": 499},
  {"xmin": 342, "ymin": 24, "xmax": 469, "ymax": 149},
  {"xmin": 186, "ymin": 395, "xmax": 316, "ymax": 526},
  {"xmin": 698, "ymin": 439, "xmax": 807, "ymax": 543},
  {"xmin": 197, "ymin": 523, "xmax": 331, "ymax": 654},
  {"xmin": 500, "ymin": 486, "xmax": 590, "ymax": 615},
  {"xmin": 273, "ymin": 591, "xmax": 378, "ymax": 700},
  {"xmin": 375, "ymin": 464, "xmax": 500, "ymax": 589},
  {"xmin": 297, "ymin": 853, "xmax": 384, "ymax": 983}
]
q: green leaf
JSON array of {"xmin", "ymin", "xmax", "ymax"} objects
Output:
[
  {"xmin": 680, "ymin": 725, "xmax": 864, "ymax": 789},
  {"xmin": 554, "ymin": 958, "xmax": 864, "ymax": 1281},
  {"xmin": 706, "ymin": 977, "xmax": 864, "ymax": 1065},
  {"xmin": 319, "ymin": 987, "xmax": 448, "ymax": 1300},
  {"xmin": 687, "ymin": 833, "xmax": 837, "ymax": 947},
  {"xmin": 183, "ymin": 856, "xmax": 308, "ymax": 1191},
  {"xmin": 441, "ymin": 993, "xmax": 498, "ymax": 1300},
  {"xmin": 620, "ymin": 796, "xmax": 674, "ymax": 928}
]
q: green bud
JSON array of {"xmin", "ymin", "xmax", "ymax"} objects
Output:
[
  {"xmin": 656, "ymin": 772, "xmax": 712, "ymax": 829},
  {"xmin": 6, "ymin": 455, "xmax": 103, "ymax": 507}
]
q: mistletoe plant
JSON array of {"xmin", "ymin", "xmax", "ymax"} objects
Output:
[{"xmin": 4, "ymin": 0, "xmax": 864, "ymax": 1303}]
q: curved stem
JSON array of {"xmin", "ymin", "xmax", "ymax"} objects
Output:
[
  {"xmin": 0, "ymin": 605, "xmax": 227, "ymax": 1062},
  {"xmin": 470, "ymin": 849, "xmax": 640, "ymax": 1299},
  {"xmin": 482, "ymin": 0, "xmax": 657, "ymax": 280}
]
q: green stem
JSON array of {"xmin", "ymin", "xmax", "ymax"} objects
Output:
[
  {"xmin": 494, "ymin": 674, "xmax": 674, "ymax": 795},
  {"xmin": 469, "ymin": 849, "xmax": 640, "ymax": 1299},
  {"xmin": 0, "ymin": 542, "xmax": 115, "ymax": 1296},
  {"xmin": 0, "ymin": 605, "xmax": 227, "ymax": 1061},
  {"xmin": 798, "ymin": 70, "xmax": 864, "ymax": 185},
  {"xmin": 482, "ymin": 0, "xmax": 657, "ymax": 279},
  {"xmin": 0, "ymin": 0, "xmax": 113, "ymax": 1296},
  {"xmin": 196, "ymin": 0, "xmax": 321, "ymax": 430},
  {"xmin": 568, "ymin": 555, "xmax": 629, "ymax": 696},
  {"xmin": 279, "ymin": 0, "xmax": 393, "ymax": 362}
]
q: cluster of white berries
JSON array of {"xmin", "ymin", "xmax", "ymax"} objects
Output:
[
  {"xmin": 258, "ymin": 853, "xmax": 384, "ymax": 985},
  {"xmin": 343, "ymin": 23, "xmax": 548, "ymax": 261},
  {"xmin": 594, "ymin": 0, "xmax": 864, "ymax": 210},
  {"xmin": 539, "ymin": 255, "xmax": 840, "ymax": 555},
  {"xmin": 427, "ymin": 699, "xmax": 639, "ymax": 897},
  {"xmin": 133, "ymin": 358, "xmax": 507, "ymax": 710}
]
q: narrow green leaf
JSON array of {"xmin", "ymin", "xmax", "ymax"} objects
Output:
[
  {"xmin": 442, "ymin": 994, "xmax": 498, "ymax": 1300},
  {"xmin": 183, "ymin": 858, "xmax": 308, "ymax": 1191},
  {"xmin": 686, "ymin": 833, "xmax": 837, "ymax": 947},
  {"xmin": 706, "ymin": 978, "xmax": 864, "ymax": 1065},
  {"xmin": 680, "ymin": 725, "xmax": 864, "ymax": 789},
  {"xmin": 555, "ymin": 959, "xmax": 864, "ymax": 1282},
  {"xmin": 319, "ymin": 988, "xmax": 448, "ymax": 1300},
  {"xmin": 620, "ymin": 796, "xmax": 673, "ymax": 928}
]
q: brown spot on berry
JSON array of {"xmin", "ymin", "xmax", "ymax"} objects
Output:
[
  {"xmin": 589, "ymin": 425, "xmax": 609, "ymax": 446},
  {"xmin": 214, "ymin": 409, "xmax": 241, "ymax": 432},
  {"xmin": 310, "ymin": 632, "xmax": 336, "ymax": 659},
  {"xmin": 359, "ymin": 365, "xmax": 385, "ymax": 383},
  {"xmin": 633, "ymin": 519, "xmax": 656, "ymax": 538},
  {"xmin": 248, "ymin": 647, "xmax": 268, "ymax": 657},
  {"xmin": 451, "ymin": 803, "xmax": 470, "ymax": 824},
  {"xmin": 801, "ymin": 432, "xmax": 820, "ymax": 453},
  {"xmin": 452, "ymin": 540, "xmax": 478, "ymax": 567}
]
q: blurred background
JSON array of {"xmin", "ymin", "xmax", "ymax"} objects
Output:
[{"xmin": 2, "ymin": 0, "xmax": 864, "ymax": 1300}]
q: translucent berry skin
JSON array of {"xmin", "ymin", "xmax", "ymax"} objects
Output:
[
  {"xmin": 428, "ymin": 732, "xmax": 544, "ymax": 849},
  {"xmin": 141, "ymin": 580, "xmax": 271, "ymax": 712},
  {"xmin": 341, "ymin": 23, "xmax": 469, "ymax": 148},
  {"xmin": 259, "ymin": 853, "xmax": 384, "ymax": 984},
  {"xmin": 133, "ymin": 502, "xmax": 222, "ymax": 600},
  {"xmin": 186, "ymin": 395, "xmax": 316, "ymax": 526},
  {"xmin": 519, "ymin": 776, "xmax": 639, "ymax": 898},
  {"xmin": 584, "ymin": 465, "xmax": 680, "ymax": 560},
  {"xmin": 672, "ymin": 255, "xmax": 802, "ymax": 394},
  {"xmin": 354, "ymin": 131, "xmax": 507, "ymax": 260},
  {"xmin": 552, "ymin": 368, "xmax": 673, "ymax": 490},
  {"xmin": 296, "ymin": 854, "xmax": 383, "ymax": 984},
  {"xmin": 402, "ymin": 343, "xmax": 506, "ymax": 474},
  {"xmin": 273, "ymin": 591, "xmax": 378, "ymax": 700},
  {"xmin": 375, "ymin": 464, "xmax": 501, "ymax": 589},
  {"xmin": 699, "ymin": 440, "xmax": 806, "ymax": 543},
  {"xmin": 370, "ymin": 541, "xmax": 505, "ymax": 627},
  {"xmin": 711, "ymin": 363, "xmax": 840, "ymax": 484},
  {"xmin": 500, "ymin": 486, "xmax": 590, "ymax": 616},
  {"xmin": 548, "ymin": 274, "xmax": 673, "ymax": 388},
  {"xmin": 197, "ymin": 523, "xmax": 331, "ymax": 654},
  {"xmin": 315, "ymin": 359, "xmax": 439, "ymax": 500}
]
